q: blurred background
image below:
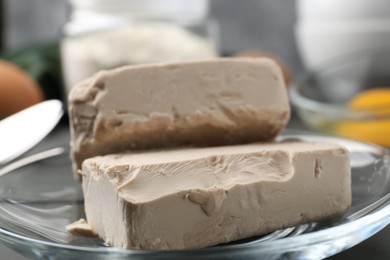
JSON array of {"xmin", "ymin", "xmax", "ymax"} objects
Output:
[
  {"xmin": 1, "ymin": 0, "xmax": 300, "ymax": 65},
  {"xmin": 1, "ymin": 0, "xmax": 390, "ymax": 259},
  {"xmin": 0, "ymin": 0, "xmax": 301, "ymax": 104}
]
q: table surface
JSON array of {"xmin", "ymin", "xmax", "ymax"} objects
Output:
[{"xmin": 1, "ymin": 116, "xmax": 390, "ymax": 260}]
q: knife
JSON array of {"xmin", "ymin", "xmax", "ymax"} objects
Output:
[{"xmin": 0, "ymin": 100, "xmax": 63, "ymax": 165}]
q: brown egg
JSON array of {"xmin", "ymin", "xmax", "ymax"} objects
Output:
[
  {"xmin": 0, "ymin": 60, "xmax": 44, "ymax": 118},
  {"xmin": 233, "ymin": 50, "xmax": 291, "ymax": 86}
]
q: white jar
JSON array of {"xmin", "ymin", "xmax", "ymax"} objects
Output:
[
  {"xmin": 61, "ymin": 0, "xmax": 219, "ymax": 93},
  {"xmin": 295, "ymin": 0, "xmax": 390, "ymax": 69}
]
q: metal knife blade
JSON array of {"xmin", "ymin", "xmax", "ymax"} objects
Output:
[{"xmin": 0, "ymin": 100, "xmax": 63, "ymax": 165}]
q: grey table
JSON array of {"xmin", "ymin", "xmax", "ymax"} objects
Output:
[{"xmin": 1, "ymin": 117, "xmax": 389, "ymax": 260}]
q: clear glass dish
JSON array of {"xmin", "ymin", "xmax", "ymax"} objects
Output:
[
  {"xmin": 289, "ymin": 50, "xmax": 390, "ymax": 147},
  {"xmin": 0, "ymin": 131, "xmax": 389, "ymax": 259}
]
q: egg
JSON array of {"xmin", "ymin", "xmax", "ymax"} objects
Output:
[
  {"xmin": 334, "ymin": 88, "xmax": 390, "ymax": 146},
  {"xmin": 0, "ymin": 60, "xmax": 44, "ymax": 118},
  {"xmin": 232, "ymin": 50, "xmax": 291, "ymax": 86},
  {"xmin": 348, "ymin": 88, "xmax": 390, "ymax": 112}
]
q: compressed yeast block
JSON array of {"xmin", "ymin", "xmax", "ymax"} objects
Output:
[
  {"xmin": 68, "ymin": 58, "xmax": 290, "ymax": 177},
  {"xmin": 80, "ymin": 141, "xmax": 351, "ymax": 250}
]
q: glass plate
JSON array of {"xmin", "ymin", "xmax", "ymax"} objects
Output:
[{"xmin": 0, "ymin": 132, "xmax": 389, "ymax": 260}]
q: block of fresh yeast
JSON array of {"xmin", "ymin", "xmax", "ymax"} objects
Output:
[
  {"xmin": 80, "ymin": 141, "xmax": 351, "ymax": 250},
  {"xmin": 68, "ymin": 58, "xmax": 290, "ymax": 178}
]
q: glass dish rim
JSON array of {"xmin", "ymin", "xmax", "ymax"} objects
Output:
[
  {"xmin": 0, "ymin": 132, "xmax": 389, "ymax": 256},
  {"xmin": 1, "ymin": 204, "xmax": 390, "ymax": 255}
]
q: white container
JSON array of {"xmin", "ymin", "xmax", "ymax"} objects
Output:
[
  {"xmin": 65, "ymin": 0, "xmax": 211, "ymax": 36},
  {"xmin": 295, "ymin": 20, "xmax": 390, "ymax": 69},
  {"xmin": 61, "ymin": 0, "xmax": 219, "ymax": 93},
  {"xmin": 297, "ymin": 0, "xmax": 390, "ymax": 21},
  {"xmin": 295, "ymin": 0, "xmax": 390, "ymax": 99}
]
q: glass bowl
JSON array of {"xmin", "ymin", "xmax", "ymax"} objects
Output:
[
  {"xmin": 0, "ymin": 131, "xmax": 389, "ymax": 259},
  {"xmin": 289, "ymin": 50, "xmax": 390, "ymax": 147}
]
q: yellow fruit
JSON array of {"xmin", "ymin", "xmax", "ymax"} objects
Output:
[
  {"xmin": 0, "ymin": 60, "xmax": 44, "ymax": 118},
  {"xmin": 334, "ymin": 88, "xmax": 390, "ymax": 146}
]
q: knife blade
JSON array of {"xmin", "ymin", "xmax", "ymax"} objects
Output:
[{"xmin": 0, "ymin": 100, "xmax": 63, "ymax": 165}]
